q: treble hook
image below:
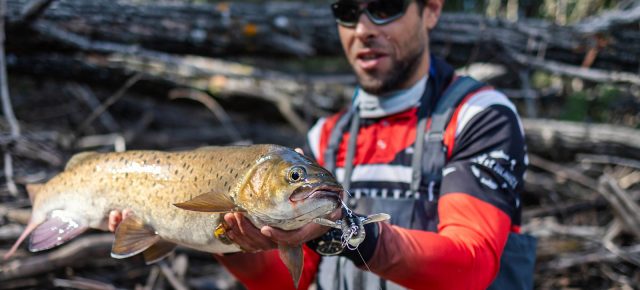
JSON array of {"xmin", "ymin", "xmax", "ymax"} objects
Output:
[{"xmin": 314, "ymin": 206, "xmax": 390, "ymax": 249}]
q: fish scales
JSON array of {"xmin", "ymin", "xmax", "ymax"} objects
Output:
[
  {"xmin": 11, "ymin": 144, "xmax": 340, "ymax": 252},
  {"xmin": 33, "ymin": 148, "xmax": 272, "ymax": 252},
  {"xmin": 5, "ymin": 145, "xmax": 343, "ymax": 287}
]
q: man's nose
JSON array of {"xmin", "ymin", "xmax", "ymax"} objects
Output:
[{"xmin": 354, "ymin": 12, "xmax": 379, "ymax": 41}]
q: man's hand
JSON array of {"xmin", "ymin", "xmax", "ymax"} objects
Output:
[
  {"xmin": 107, "ymin": 209, "xmax": 133, "ymax": 232},
  {"xmin": 258, "ymin": 207, "xmax": 342, "ymax": 247},
  {"xmin": 223, "ymin": 212, "xmax": 277, "ymax": 252},
  {"xmin": 223, "ymin": 206, "xmax": 342, "ymax": 252}
]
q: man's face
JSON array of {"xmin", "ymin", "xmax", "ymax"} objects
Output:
[{"xmin": 337, "ymin": 0, "xmax": 440, "ymax": 95}]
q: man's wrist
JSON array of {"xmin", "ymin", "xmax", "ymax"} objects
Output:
[
  {"xmin": 306, "ymin": 214, "xmax": 380, "ymax": 266},
  {"xmin": 307, "ymin": 227, "xmax": 344, "ymax": 256},
  {"xmin": 338, "ymin": 221, "xmax": 379, "ymax": 266}
]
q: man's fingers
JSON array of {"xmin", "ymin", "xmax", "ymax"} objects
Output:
[
  {"xmin": 222, "ymin": 212, "xmax": 276, "ymax": 252},
  {"xmin": 108, "ymin": 209, "xmax": 136, "ymax": 232},
  {"xmin": 224, "ymin": 213, "xmax": 237, "ymax": 230},
  {"xmin": 122, "ymin": 209, "xmax": 133, "ymax": 219},
  {"xmin": 261, "ymin": 224, "xmax": 321, "ymax": 246},
  {"xmin": 234, "ymin": 214, "xmax": 275, "ymax": 248},
  {"xmin": 228, "ymin": 229, "xmax": 275, "ymax": 253},
  {"xmin": 228, "ymin": 229, "xmax": 275, "ymax": 252},
  {"xmin": 108, "ymin": 210, "xmax": 121, "ymax": 232},
  {"xmin": 233, "ymin": 213, "xmax": 249, "ymax": 235}
]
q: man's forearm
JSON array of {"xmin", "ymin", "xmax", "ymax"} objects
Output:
[
  {"xmin": 215, "ymin": 246, "xmax": 320, "ymax": 290},
  {"xmin": 365, "ymin": 193, "xmax": 511, "ymax": 290}
]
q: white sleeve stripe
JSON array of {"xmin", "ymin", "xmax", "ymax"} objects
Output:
[
  {"xmin": 307, "ymin": 117, "xmax": 326, "ymax": 160},
  {"xmin": 455, "ymin": 90, "xmax": 525, "ymax": 137}
]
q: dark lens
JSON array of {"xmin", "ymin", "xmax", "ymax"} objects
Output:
[
  {"xmin": 331, "ymin": 1, "xmax": 360, "ymax": 24},
  {"xmin": 367, "ymin": 0, "xmax": 406, "ymax": 21}
]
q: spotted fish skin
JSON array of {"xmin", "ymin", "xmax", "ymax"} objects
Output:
[{"xmin": 7, "ymin": 144, "xmax": 342, "ymax": 256}]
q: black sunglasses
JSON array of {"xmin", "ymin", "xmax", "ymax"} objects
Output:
[{"xmin": 330, "ymin": 0, "xmax": 412, "ymax": 28}]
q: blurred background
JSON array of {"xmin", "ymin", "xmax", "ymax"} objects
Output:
[{"xmin": 0, "ymin": 0, "xmax": 639, "ymax": 289}]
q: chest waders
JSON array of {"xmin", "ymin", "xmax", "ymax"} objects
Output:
[{"xmin": 319, "ymin": 77, "xmax": 537, "ymax": 290}]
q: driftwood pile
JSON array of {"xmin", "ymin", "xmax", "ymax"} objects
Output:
[
  {"xmin": 1, "ymin": 0, "xmax": 639, "ymax": 289},
  {"xmin": 1, "ymin": 76, "xmax": 640, "ymax": 290}
]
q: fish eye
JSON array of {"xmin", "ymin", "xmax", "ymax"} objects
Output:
[{"xmin": 288, "ymin": 166, "xmax": 307, "ymax": 183}]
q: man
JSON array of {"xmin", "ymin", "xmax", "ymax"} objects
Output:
[{"xmin": 111, "ymin": 0, "xmax": 536, "ymax": 289}]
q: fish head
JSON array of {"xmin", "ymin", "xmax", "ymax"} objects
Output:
[{"xmin": 239, "ymin": 147, "xmax": 343, "ymax": 230}]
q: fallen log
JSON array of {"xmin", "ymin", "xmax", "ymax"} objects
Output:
[
  {"xmin": 0, "ymin": 234, "xmax": 115, "ymax": 281},
  {"xmin": 9, "ymin": 49, "xmax": 640, "ymax": 158},
  {"xmin": 3, "ymin": 0, "xmax": 639, "ymax": 82},
  {"xmin": 523, "ymin": 118, "xmax": 640, "ymax": 160},
  {"xmin": 598, "ymin": 175, "xmax": 640, "ymax": 239},
  {"xmin": 541, "ymin": 244, "xmax": 640, "ymax": 271}
]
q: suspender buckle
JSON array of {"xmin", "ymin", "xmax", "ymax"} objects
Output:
[{"xmin": 425, "ymin": 132, "xmax": 444, "ymax": 142}]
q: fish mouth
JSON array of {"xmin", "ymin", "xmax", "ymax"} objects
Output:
[{"xmin": 289, "ymin": 184, "xmax": 343, "ymax": 202}]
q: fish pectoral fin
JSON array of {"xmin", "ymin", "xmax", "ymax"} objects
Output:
[
  {"xmin": 173, "ymin": 192, "xmax": 239, "ymax": 213},
  {"xmin": 278, "ymin": 244, "xmax": 304, "ymax": 289},
  {"xmin": 111, "ymin": 214, "xmax": 160, "ymax": 259},
  {"xmin": 143, "ymin": 240, "xmax": 177, "ymax": 264},
  {"xmin": 29, "ymin": 210, "xmax": 88, "ymax": 252},
  {"xmin": 65, "ymin": 151, "xmax": 99, "ymax": 171}
]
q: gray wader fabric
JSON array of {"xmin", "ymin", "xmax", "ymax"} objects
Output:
[
  {"xmin": 487, "ymin": 233, "xmax": 537, "ymax": 290},
  {"xmin": 317, "ymin": 77, "xmax": 536, "ymax": 290}
]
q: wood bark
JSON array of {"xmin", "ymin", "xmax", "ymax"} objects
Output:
[
  {"xmin": 0, "ymin": 234, "xmax": 114, "ymax": 280},
  {"xmin": 522, "ymin": 118, "xmax": 640, "ymax": 160},
  {"xmin": 3, "ymin": 0, "xmax": 639, "ymax": 84},
  {"xmin": 8, "ymin": 50, "xmax": 640, "ymax": 158}
]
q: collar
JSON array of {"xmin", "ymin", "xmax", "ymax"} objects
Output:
[{"xmin": 354, "ymin": 76, "xmax": 428, "ymax": 119}]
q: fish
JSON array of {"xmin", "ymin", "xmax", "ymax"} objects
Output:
[{"xmin": 3, "ymin": 144, "xmax": 343, "ymax": 287}]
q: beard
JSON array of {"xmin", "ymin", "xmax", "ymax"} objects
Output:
[{"xmin": 356, "ymin": 44, "xmax": 425, "ymax": 95}]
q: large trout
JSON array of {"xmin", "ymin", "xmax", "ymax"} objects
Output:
[{"xmin": 4, "ymin": 144, "xmax": 343, "ymax": 287}]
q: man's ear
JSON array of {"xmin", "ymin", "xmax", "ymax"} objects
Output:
[{"xmin": 423, "ymin": 0, "xmax": 444, "ymax": 30}]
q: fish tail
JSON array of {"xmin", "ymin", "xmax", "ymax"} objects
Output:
[{"xmin": 3, "ymin": 220, "xmax": 38, "ymax": 260}]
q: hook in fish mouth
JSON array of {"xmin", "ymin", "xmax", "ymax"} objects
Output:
[{"xmin": 289, "ymin": 184, "xmax": 343, "ymax": 202}]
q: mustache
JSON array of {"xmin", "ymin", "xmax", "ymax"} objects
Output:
[
  {"xmin": 359, "ymin": 40, "xmax": 385, "ymax": 50},
  {"xmin": 352, "ymin": 36, "xmax": 387, "ymax": 50}
]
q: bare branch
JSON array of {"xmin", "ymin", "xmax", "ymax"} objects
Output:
[
  {"xmin": 168, "ymin": 89, "xmax": 244, "ymax": 143},
  {"xmin": 0, "ymin": 234, "xmax": 114, "ymax": 280},
  {"xmin": 1, "ymin": 0, "xmax": 20, "ymax": 196},
  {"xmin": 541, "ymin": 244, "xmax": 640, "ymax": 270},
  {"xmin": 598, "ymin": 175, "xmax": 640, "ymax": 239},
  {"xmin": 18, "ymin": 0, "xmax": 55, "ymax": 25},
  {"xmin": 76, "ymin": 73, "xmax": 143, "ymax": 135}
]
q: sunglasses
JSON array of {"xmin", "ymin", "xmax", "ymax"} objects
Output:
[{"xmin": 330, "ymin": 0, "xmax": 412, "ymax": 28}]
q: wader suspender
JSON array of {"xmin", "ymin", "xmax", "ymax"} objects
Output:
[
  {"xmin": 319, "ymin": 76, "xmax": 487, "ymax": 290},
  {"xmin": 319, "ymin": 77, "xmax": 539, "ymax": 290},
  {"xmin": 324, "ymin": 76, "xmax": 486, "ymax": 196}
]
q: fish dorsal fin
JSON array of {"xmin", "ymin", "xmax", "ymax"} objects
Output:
[
  {"xmin": 173, "ymin": 192, "xmax": 241, "ymax": 213},
  {"xmin": 111, "ymin": 214, "xmax": 160, "ymax": 259},
  {"xmin": 195, "ymin": 146, "xmax": 219, "ymax": 151},
  {"xmin": 143, "ymin": 240, "xmax": 177, "ymax": 264},
  {"xmin": 278, "ymin": 245, "xmax": 304, "ymax": 289},
  {"xmin": 25, "ymin": 183, "xmax": 45, "ymax": 203},
  {"xmin": 30, "ymin": 210, "xmax": 88, "ymax": 252},
  {"xmin": 65, "ymin": 152, "xmax": 99, "ymax": 171}
]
